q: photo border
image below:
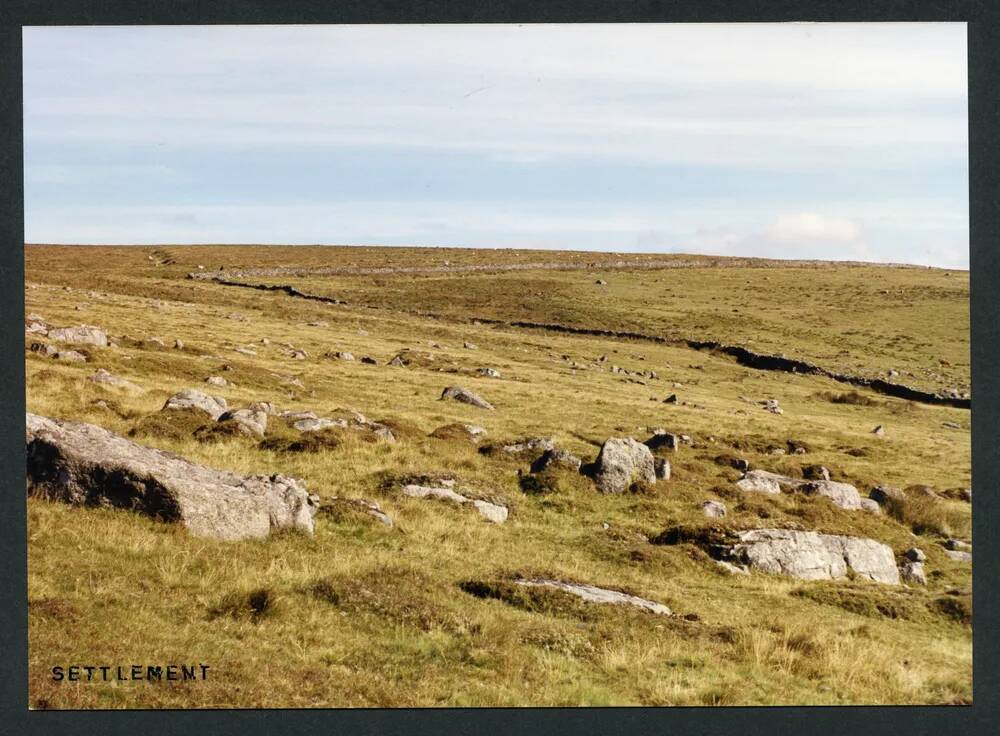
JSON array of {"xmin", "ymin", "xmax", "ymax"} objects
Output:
[{"xmin": 1, "ymin": 2, "xmax": 995, "ymax": 734}]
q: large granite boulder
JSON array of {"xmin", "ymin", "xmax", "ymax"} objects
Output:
[
  {"xmin": 590, "ymin": 437, "xmax": 656, "ymax": 494},
  {"xmin": 727, "ymin": 528, "xmax": 899, "ymax": 584},
  {"xmin": 25, "ymin": 413, "xmax": 318, "ymax": 540}
]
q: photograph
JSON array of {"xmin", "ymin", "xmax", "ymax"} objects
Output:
[{"xmin": 21, "ymin": 22, "xmax": 971, "ymax": 708}]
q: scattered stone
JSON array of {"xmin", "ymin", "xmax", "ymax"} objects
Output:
[
  {"xmin": 440, "ymin": 386, "xmax": 494, "ymax": 410},
  {"xmin": 401, "ymin": 484, "xmax": 507, "ymax": 523},
  {"xmin": 359, "ymin": 356, "xmax": 377, "ymax": 365},
  {"xmin": 869, "ymin": 485, "xmax": 905, "ymax": 506},
  {"xmin": 463, "ymin": 342, "xmax": 478, "ymax": 350},
  {"xmin": 802, "ymin": 465, "xmax": 830, "ymax": 481},
  {"xmin": 280, "ymin": 410, "xmax": 318, "ymax": 421},
  {"xmin": 872, "ymin": 425, "xmax": 885, "ymax": 436},
  {"xmin": 530, "ymin": 448, "xmax": 582, "ymax": 474},
  {"xmin": 162, "ymin": 389, "xmax": 228, "ymax": 420},
  {"xmin": 513, "ymin": 579, "xmax": 670, "ymax": 615},
  {"xmin": 735, "ymin": 469, "xmax": 802, "ymax": 494},
  {"xmin": 217, "ymin": 408, "xmax": 268, "ymax": 438},
  {"xmin": 944, "ymin": 539, "xmax": 971, "ymax": 551},
  {"xmin": 590, "ymin": 437, "xmax": 656, "ymax": 494},
  {"xmin": 54, "ymin": 350, "xmax": 87, "ymax": 362},
  {"xmin": 644, "ymin": 430, "xmax": 680, "ymax": 452},
  {"xmin": 47, "ymin": 325, "xmax": 108, "ymax": 347},
  {"xmin": 904, "ymin": 547, "xmax": 926, "ymax": 562},
  {"xmin": 325, "ymin": 497, "xmax": 393, "ymax": 527},
  {"xmin": 477, "ymin": 367, "xmax": 501, "ymax": 378},
  {"xmin": 288, "ymin": 349, "xmax": 308, "ymax": 360},
  {"xmin": 663, "ymin": 394, "xmax": 678, "ymax": 404},
  {"xmin": 714, "ymin": 560, "xmax": 749, "ymax": 576},
  {"xmin": 327, "ymin": 351, "xmax": 354, "ymax": 361},
  {"xmin": 899, "ymin": 561, "xmax": 927, "ymax": 586},
  {"xmin": 306, "ymin": 321, "xmax": 328, "ymax": 328},
  {"xmin": 205, "ymin": 376, "xmax": 229, "ymax": 387},
  {"xmin": 247, "ymin": 401, "xmax": 277, "ymax": 415},
  {"xmin": 88, "ymin": 369, "xmax": 140, "ymax": 392},
  {"xmin": 702, "ymin": 500, "xmax": 727, "ymax": 518},
  {"xmin": 761, "ymin": 399, "xmax": 783, "ymax": 415},
  {"xmin": 26, "ymin": 413, "xmax": 318, "ymax": 540},
  {"xmin": 388, "ymin": 355, "xmax": 406, "ymax": 367},
  {"xmin": 799, "ymin": 480, "xmax": 864, "ymax": 510},
  {"xmin": 942, "ymin": 421, "xmax": 961, "ymax": 430},
  {"xmin": 173, "ymin": 339, "xmax": 185, "ymax": 350},
  {"xmin": 943, "ymin": 550, "xmax": 972, "ymax": 563},
  {"xmin": 859, "ymin": 499, "xmax": 882, "ymax": 514},
  {"xmin": 727, "ymin": 529, "xmax": 900, "ymax": 584},
  {"xmin": 654, "ymin": 457, "xmax": 671, "ymax": 481},
  {"xmin": 595, "ymin": 279, "xmax": 607, "ymax": 286},
  {"xmin": 293, "ymin": 417, "xmax": 344, "ymax": 432},
  {"xmin": 234, "ymin": 347, "xmax": 257, "ymax": 356}
]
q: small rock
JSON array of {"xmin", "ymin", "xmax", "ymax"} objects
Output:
[
  {"xmin": 463, "ymin": 341, "xmax": 478, "ymax": 350},
  {"xmin": 217, "ymin": 408, "xmax": 268, "ymax": 438},
  {"xmin": 702, "ymin": 500, "xmax": 727, "ymax": 518},
  {"xmin": 899, "ymin": 561, "xmax": 927, "ymax": 586},
  {"xmin": 943, "ymin": 550, "xmax": 972, "ymax": 562},
  {"xmin": 205, "ymin": 376, "xmax": 228, "ymax": 387},
  {"xmin": 663, "ymin": 394, "xmax": 678, "ymax": 404},
  {"xmin": 869, "ymin": 485, "xmax": 904, "ymax": 506},
  {"xmin": 328, "ymin": 351, "xmax": 354, "ymax": 361},
  {"xmin": 530, "ymin": 448, "xmax": 582, "ymax": 474},
  {"xmin": 88, "ymin": 369, "xmax": 140, "ymax": 392},
  {"xmin": 440, "ymin": 386, "xmax": 494, "ymax": 410},
  {"xmin": 162, "ymin": 389, "xmax": 228, "ymax": 420},
  {"xmin": 903, "ymin": 547, "xmax": 926, "ymax": 562},
  {"xmin": 715, "ymin": 560, "xmax": 750, "ymax": 576},
  {"xmin": 173, "ymin": 339, "xmax": 184, "ymax": 350},
  {"xmin": 802, "ymin": 465, "xmax": 830, "ymax": 481},
  {"xmin": 859, "ymin": 499, "xmax": 881, "ymax": 514},
  {"xmin": 872, "ymin": 425, "xmax": 885, "ymax": 436},
  {"xmin": 513, "ymin": 579, "xmax": 670, "ymax": 615},
  {"xmin": 944, "ymin": 539, "xmax": 971, "ymax": 551},
  {"xmin": 644, "ymin": 430, "xmax": 679, "ymax": 452},
  {"xmin": 293, "ymin": 417, "xmax": 344, "ymax": 432},
  {"xmin": 477, "ymin": 367, "xmax": 501, "ymax": 378},
  {"xmin": 360, "ymin": 356, "xmax": 377, "ymax": 365},
  {"xmin": 654, "ymin": 457, "xmax": 671, "ymax": 481}
]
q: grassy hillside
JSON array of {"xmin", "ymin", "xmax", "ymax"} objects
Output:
[{"xmin": 24, "ymin": 244, "xmax": 971, "ymax": 708}]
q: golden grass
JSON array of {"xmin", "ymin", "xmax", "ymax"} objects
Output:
[{"xmin": 24, "ymin": 244, "xmax": 971, "ymax": 708}]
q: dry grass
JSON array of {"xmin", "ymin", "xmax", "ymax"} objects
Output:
[{"xmin": 24, "ymin": 244, "xmax": 971, "ymax": 708}]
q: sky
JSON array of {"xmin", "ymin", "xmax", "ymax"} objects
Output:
[{"xmin": 22, "ymin": 23, "xmax": 969, "ymax": 267}]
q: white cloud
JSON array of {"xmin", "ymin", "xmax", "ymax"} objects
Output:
[{"xmin": 765, "ymin": 213, "xmax": 862, "ymax": 244}]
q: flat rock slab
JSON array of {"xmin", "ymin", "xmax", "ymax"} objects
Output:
[
  {"xmin": 514, "ymin": 579, "xmax": 671, "ymax": 615},
  {"xmin": 47, "ymin": 325, "xmax": 108, "ymax": 347},
  {"xmin": 440, "ymin": 386, "xmax": 494, "ymax": 410},
  {"xmin": 26, "ymin": 413, "xmax": 318, "ymax": 540},
  {"xmin": 401, "ymin": 483, "xmax": 508, "ymax": 523},
  {"xmin": 728, "ymin": 528, "xmax": 900, "ymax": 584}
]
